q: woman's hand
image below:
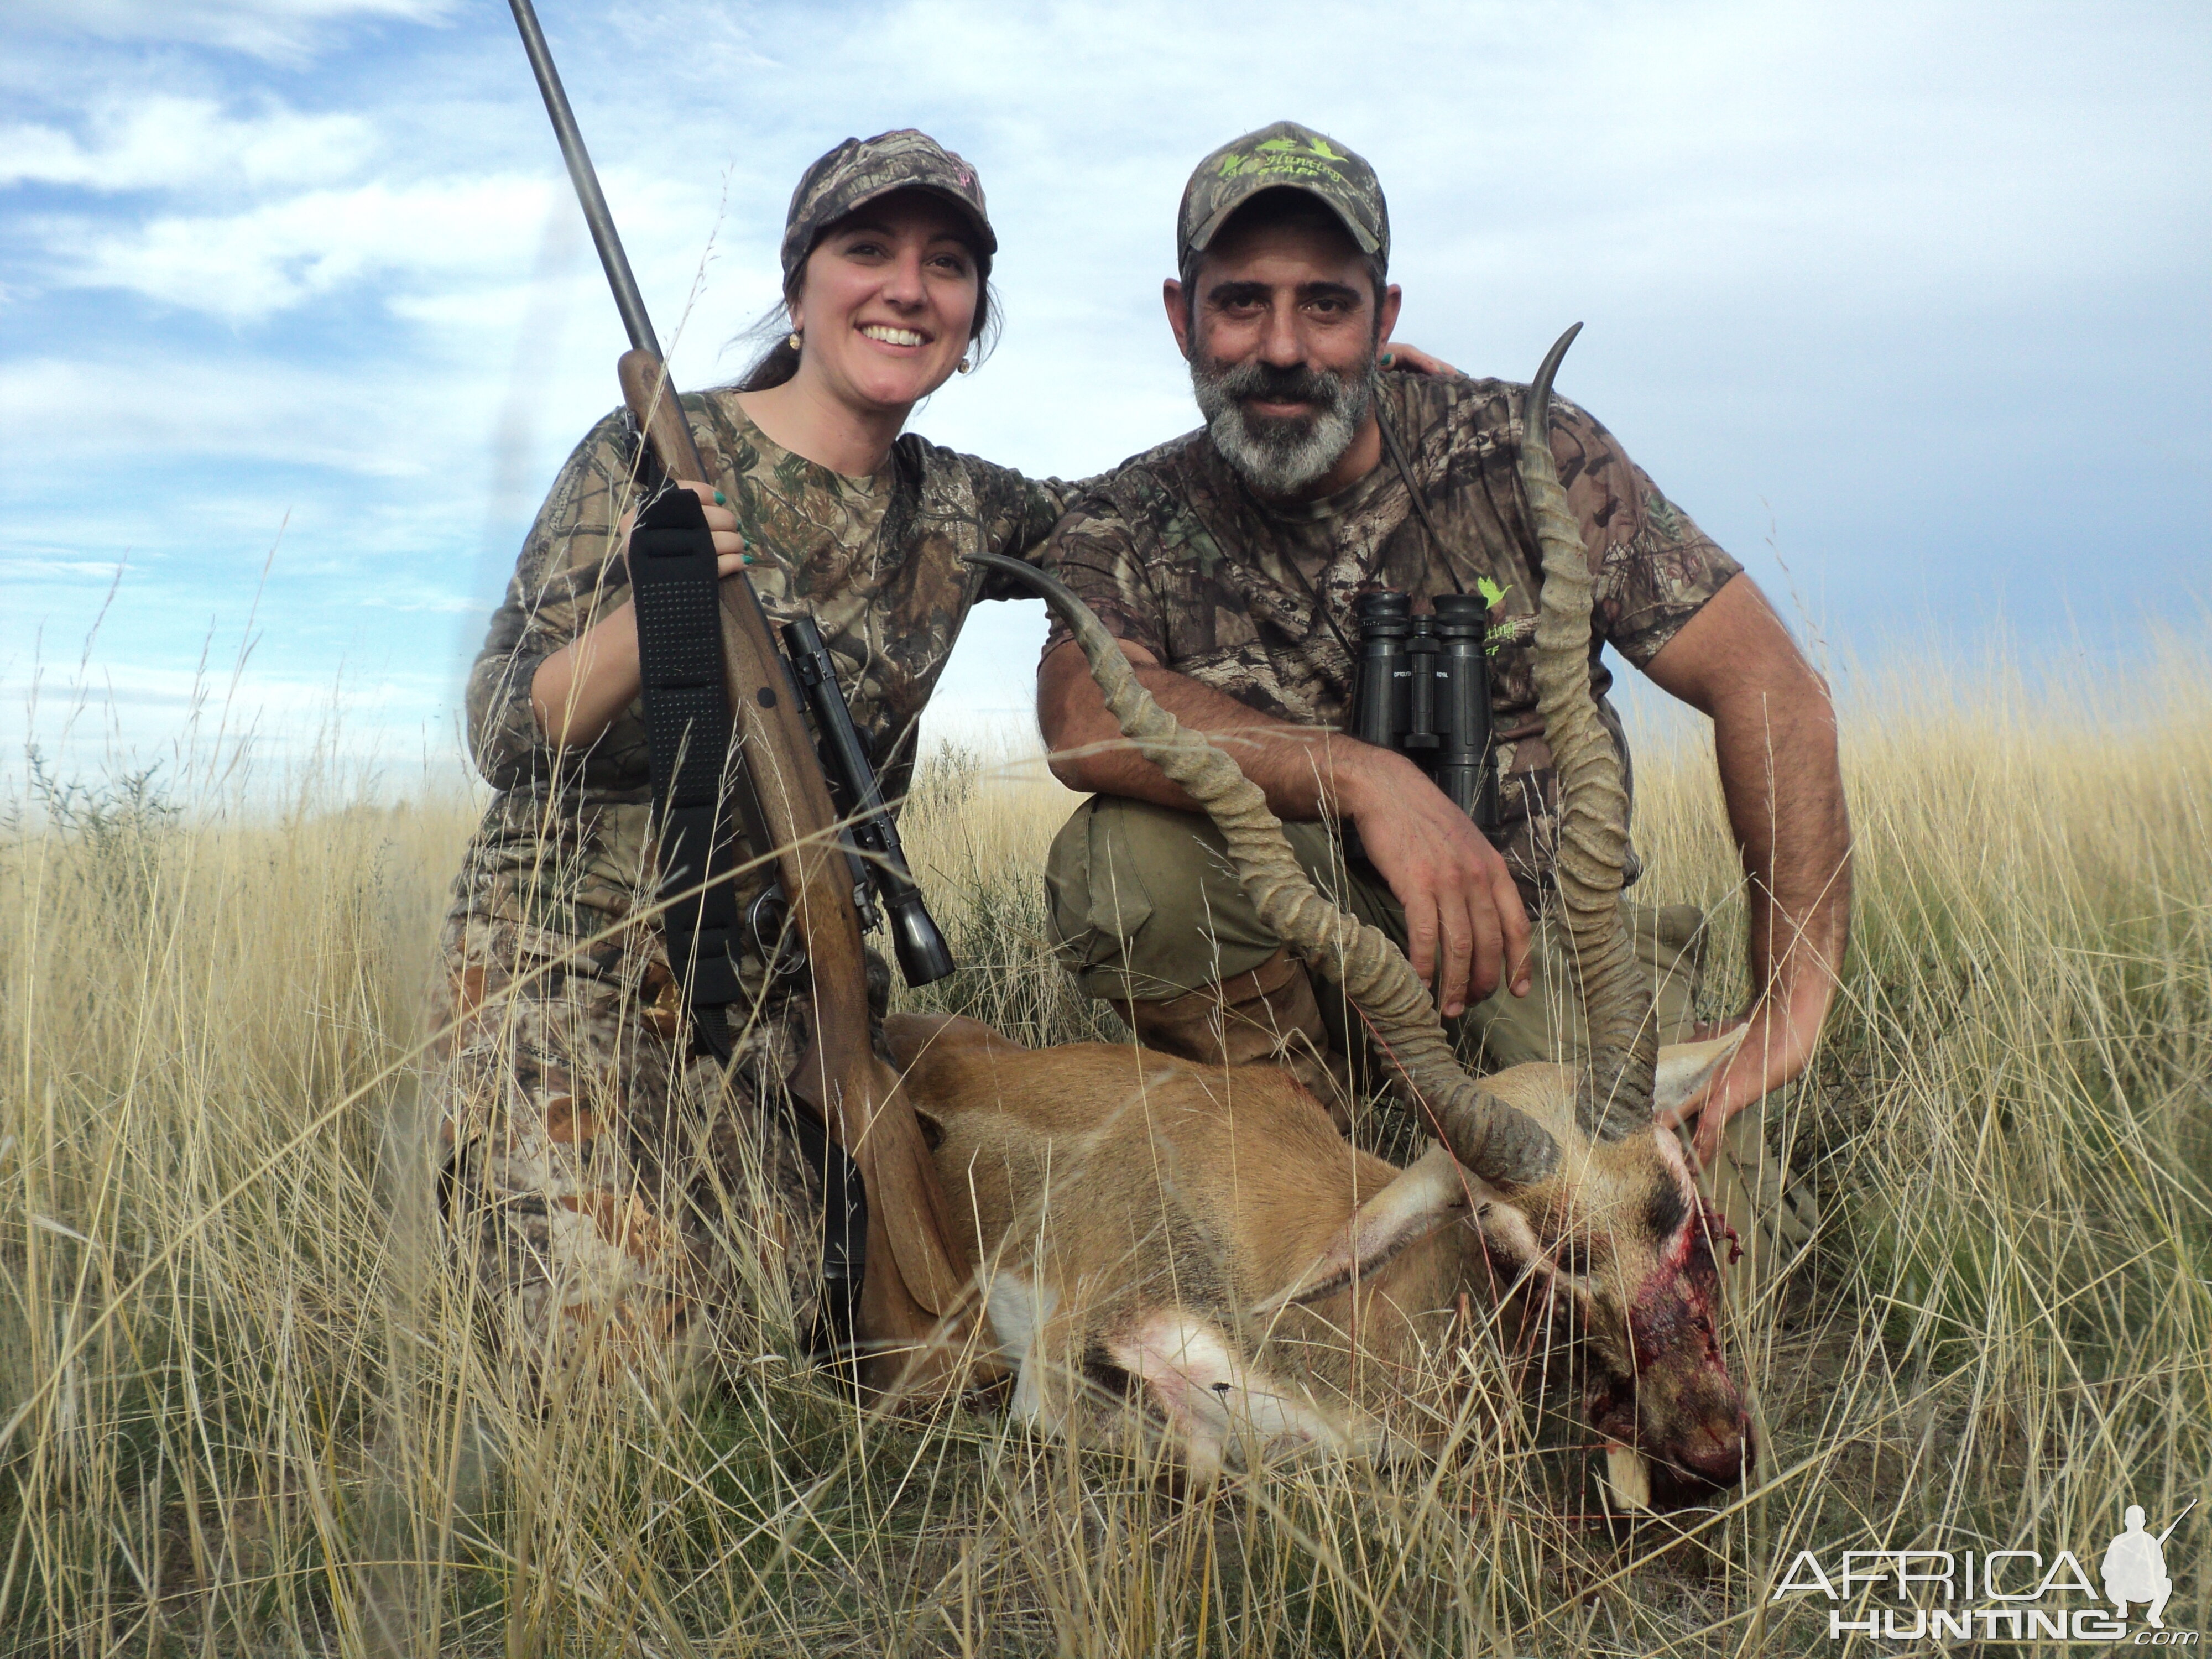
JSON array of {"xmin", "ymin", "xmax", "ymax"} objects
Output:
[
  {"xmin": 531, "ymin": 481, "xmax": 749, "ymax": 748},
  {"xmin": 1379, "ymin": 343, "xmax": 1460, "ymax": 377},
  {"xmin": 615, "ymin": 480, "xmax": 752, "ymax": 577}
]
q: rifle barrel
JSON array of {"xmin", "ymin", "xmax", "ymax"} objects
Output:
[
  {"xmin": 2155, "ymin": 1497, "xmax": 2196, "ymax": 1546},
  {"xmin": 507, "ymin": 0, "xmax": 661, "ymax": 359}
]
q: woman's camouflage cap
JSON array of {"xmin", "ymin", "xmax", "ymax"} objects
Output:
[
  {"xmin": 780, "ymin": 129, "xmax": 995, "ymax": 288},
  {"xmin": 1177, "ymin": 120, "xmax": 1389, "ymax": 275}
]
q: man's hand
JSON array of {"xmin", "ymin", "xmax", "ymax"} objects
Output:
[
  {"xmin": 1039, "ymin": 637, "xmax": 1531, "ymax": 1014},
  {"xmin": 1641, "ymin": 574, "xmax": 1853, "ymax": 1165},
  {"xmin": 1337, "ymin": 748, "xmax": 1531, "ymax": 1015},
  {"xmin": 1658, "ymin": 972, "xmax": 1835, "ymax": 1167}
]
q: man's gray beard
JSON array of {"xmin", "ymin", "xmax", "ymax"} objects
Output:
[{"xmin": 1191, "ymin": 353, "xmax": 1376, "ymax": 499}]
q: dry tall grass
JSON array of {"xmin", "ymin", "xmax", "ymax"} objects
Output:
[{"xmin": 3, "ymin": 653, "xmax": 2208, "ymax": 1656}]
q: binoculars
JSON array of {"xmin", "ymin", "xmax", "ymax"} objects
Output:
[{"xmin": 1348, "ymin": 589, "xmax": 1500, "ymax": 831}]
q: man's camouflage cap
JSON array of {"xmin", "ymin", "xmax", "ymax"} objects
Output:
[
  {"xmin": 780, "ymin": 128, "xmax": 995, "ymax": 289},
  {"xmin": 1178, "ymin": 121, "xmax": 1389, "ymax": 275}
]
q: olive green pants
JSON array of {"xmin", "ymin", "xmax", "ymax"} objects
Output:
[{"xmin": 1043, "ymin": 795, "xmax": 1814, "ymax": 1304}]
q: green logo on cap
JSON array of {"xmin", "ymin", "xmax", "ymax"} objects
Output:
[{"xmin": 1222, "ymin": 133, "xmax": 1350, "ymax": 180}]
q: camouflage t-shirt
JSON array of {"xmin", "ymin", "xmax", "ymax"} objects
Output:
[
  {"xmin": 1040, "ymin": 370, "xmax": 1740, "ymax": 893},
  {"xmin": 453, "ymin": 390, "xmax": 1067, "ymax": 942}
]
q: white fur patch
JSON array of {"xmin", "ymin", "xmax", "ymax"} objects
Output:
[
  {"xmin": 1109, "ymin": 1312, "xmax": 1355, "ymax": 1475},
  {"xmin": 984, "ymin": 1271, "xmax": 1059, "ymax": 1427}
]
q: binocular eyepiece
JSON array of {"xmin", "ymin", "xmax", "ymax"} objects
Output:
[{"xmin": 1349, "ymin": 588, "xmax": 1500, "ymax": 830}]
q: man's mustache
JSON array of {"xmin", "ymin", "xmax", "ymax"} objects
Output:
[{"xmin": 1199, "ymin": 358, "xmax": 1350, "ymax": 415}]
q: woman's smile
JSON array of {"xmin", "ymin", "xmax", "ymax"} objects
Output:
[{"xmin": 776, "ymin": 188, "xmax": 982, "ymax": 429}]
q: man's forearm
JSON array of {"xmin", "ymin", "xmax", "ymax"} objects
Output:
[
  {"xmin": 1040, "ymin": 639, "xmax": 1373, "ymax": 820},
  {"xmin": 1710, "ymin": 682, "xmax": 1852, "ymax": 1006},
  {"xmin": 1639, "ymin": 576, "xmax": 1851, "ymax": 1140},
  {"xmin": 1642, "ymin": 577, "xmax": 1852, "ymax": 1013},
  {"xmin": 1037, "ymin": 635, "xmax": 1535, "ymax": 1009}
]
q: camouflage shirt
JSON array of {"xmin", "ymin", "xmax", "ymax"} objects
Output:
[
  {"xmin": 453, "ymin": 390, "xmax": 1067, "ymax": 942},
  {"xmin": 1041, "ymin": 370, "xmax": 1741, "ymax": 893}
]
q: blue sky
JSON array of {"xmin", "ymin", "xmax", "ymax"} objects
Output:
[{"xmin": 3, "ymin": 0, "xmax": 2206, "ymax": 790}]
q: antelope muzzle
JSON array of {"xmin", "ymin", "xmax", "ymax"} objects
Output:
[{"xmin": 1588, "ymin": 1205, "xmax": 1752, "ymax": 1506}]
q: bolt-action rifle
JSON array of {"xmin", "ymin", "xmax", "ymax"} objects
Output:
[{"xmin": 507, "ymin": 0, "xmax": 971, "ymax": 1395}]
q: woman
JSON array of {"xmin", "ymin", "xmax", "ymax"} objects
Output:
[
  {"xmin": 435, "ymin": 129, "xmax": 1448, "ymax": 1384},
  {"xmin": 434, "ymin": 129, "xmax": 1064, "ymax": 1384}
]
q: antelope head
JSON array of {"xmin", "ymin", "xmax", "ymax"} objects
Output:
[
  {"xmin": 969, "ymin": 325, "xmax": 1749, "ymax": 1508},
  {"xmin": 1456, "ymin": 1036, "xmax": 1751, "ymax": 1509}
]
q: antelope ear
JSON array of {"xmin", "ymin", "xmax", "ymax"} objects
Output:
[
  {"xmin": 1652, "ymin": 1029, "xmax": 1750, "ymax": 1119},
  {"xmin": 883, "ymin": 1011, "xmax": 1027, "ymax": 1068},
  {"xmin": 911, "ymin": 1102, "xmax": 946, "ymax": 1152},
  {"xmin": 1250, "ymin": 1144, "xmax": 1471, "ymax": 1316}
]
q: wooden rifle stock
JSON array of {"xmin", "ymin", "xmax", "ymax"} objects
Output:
[{"xmin": 617, "ymin": 349, "xmax": 972, "ymax": 1394}]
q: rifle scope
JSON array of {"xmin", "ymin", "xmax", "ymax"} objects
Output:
[{"xmin": 780, "ymin": 618, "xmax": 957, "ymax": 988}]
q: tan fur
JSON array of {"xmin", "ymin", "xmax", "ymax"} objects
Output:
[{"xmin": 889, "ymin": 1013, "xmax": 1751, "ymax": 1494}]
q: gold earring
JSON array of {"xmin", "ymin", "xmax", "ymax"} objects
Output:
[
  {"xmin": 787, "ymin": 330, "xmax": 802, "ymax": 351},
  {"xmin": 956, "ymin": 356, "xmax": 973, "ymax": 374}
]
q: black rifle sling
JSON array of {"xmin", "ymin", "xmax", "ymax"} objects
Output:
[
  {"xmin": 630, "ymin": 484, "xmax": 747, "ymax": 1030},
  {"xmin": 627, "ymin": 483, "xmax": 866, "ymax": 1349}
]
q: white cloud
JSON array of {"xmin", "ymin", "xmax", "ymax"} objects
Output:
[
  {"xmin": 0, "ymin": 556, "xmax": 133, "ymax": 582},
  {"xmin": 8, "ymin": 0, "xmax": 458, "ymax": 64},
  {"xmin": 0, "ymin": 649, "xmax": 472, "ymax": 800},
  {"xmin": 356, "ymin": 592, "xmax": 491, "ymax": 614},
  {"xmin": 33, "ymin": 164, "xmax": 745, "ymax": 326},
  {"xmin": 45, "ymin": 174, "xmax": 561, "ymax": 319},
  {"xmin": 1, "ymin": 353, "xmax": 450, "ymax": 475},
  {"xmin": 0, "ymin": 94, "xmax": 375, "ymax": 192}
]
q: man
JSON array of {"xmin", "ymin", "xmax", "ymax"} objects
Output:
[
  {"xmin": 1035, "ymin": 121, "xmax": 1851, "ymax": 1297},
  {"xmin": 2101, "ymin": 1505, "xmax": 2176, "ymax": 1630}
]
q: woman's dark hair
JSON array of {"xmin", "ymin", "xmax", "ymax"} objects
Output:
[{"xmin": 730, "ymin": 204, "xmax": 998, "ymax": 393}]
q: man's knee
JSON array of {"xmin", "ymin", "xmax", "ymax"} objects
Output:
[
  {"xmin": 1461, "ymin": 899, "xmax": 1708, "ymax": 1070},
  {"xmin": 1044, "ymin": 795, "xmax": 1287, "ymax": 1003}
]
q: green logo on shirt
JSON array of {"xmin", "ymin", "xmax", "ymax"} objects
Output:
[{"xmin": 1475, "ymin": 577, "xmax": 1516, "ymax": 656}]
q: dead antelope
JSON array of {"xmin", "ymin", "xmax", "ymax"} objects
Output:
[{"xmin": 904, "ymin": 328, "xmax": 1752, "ymax": 1509}]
